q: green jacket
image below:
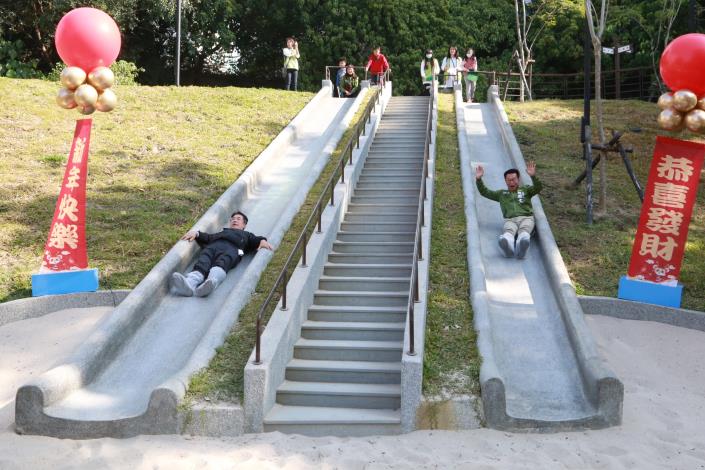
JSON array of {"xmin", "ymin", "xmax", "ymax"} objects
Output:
[
  {"xmin": 341, "ymin": 74, "xmax": 359, "ymax": 94},
  {"xmin": 476, "ymin": 175, "xmax": 543, "ymax": 218}
]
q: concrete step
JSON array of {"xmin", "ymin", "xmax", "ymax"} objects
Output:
[
  {"xmin": 318, "ymin": 275, "xmax": 410, "ymax": 292},
  {"xmin": 358, "ymin": 170, "xmax": 421, "ymax": 178},
  {"xmin": 293, "ymin": 338, "xmax": 404, "ymax": 361},
  {"xmin": 263, "ymin": 405, "xmax": 401, "ymax": 436},
  {"xmin": 276, "ymin": 381, "xmax": 401, "ymax": 409},
  {"xmin": 365, "ymin": 152, "xmax": 424, "ymax": 158},
  {"xmin": 343, "ymin": 213, "xmax": 417, "ymax": 224},
  {"xmin": 313, "ymin": 290, "xmax": 409, "ymax": 307},
  {"xmin": 338, "ymin": 222, "xmax": 417, "ymax": 233},
  {"xmin": 332, "ymin": 241, "xmax": 414, "ymax": 254},
  {"xmin": 358, "ymin": 173, "xmax": 421, "ymax": 181},
  {"xmin": 353, "ymin": 188, "xmax": 419, "ymax": 197},
  {"xmin": 336, "ymin": 231, "xmax": 415, "ymax": 243},
  {"xmin": 355, "ymin": 182, "xmax": 420, "ymax": 191},
  {"xmin": 285, "ymin": 359, "xmax": 401, "ymax": 384},
  {"xmin": 301, "ymin": 321, "xmax": 405, "ymax": 341},
  {"xmin": 307, "ymin": 305, "xmax": 406, "ymax": 323},
  {"xmin": 327, "ymin": 252, "xmax": 414, "ymax": 264},
  {"xmin": 323, "ymin": 263, "xmax": 412, "ymax": 277},
  {"xmin": 363, "ymin": 162, "xmax": 423, "ymax": 170},
  {"xmin": 348, "ymin": 203, "xmax": 417, "ymax": 214},
  {"xmin": 350, "ymin": 196, "xmax": 419, "ymax": 205}
]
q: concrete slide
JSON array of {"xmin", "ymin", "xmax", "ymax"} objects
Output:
[
  {"xmin": 457, "ymin": 85, "xmax": 623, "ymax": 431},
  {"xmin": 15, "ymin": 83, "xmax": 369, "ymax": 438}
]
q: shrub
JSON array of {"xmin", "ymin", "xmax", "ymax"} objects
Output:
[
  {"xmin": 0, "ymin": 39, "xmax": 41, "ymax": 78},
  {"xmin": 45, "ymin": 60, "xmax": 144, "ymax": 85}
]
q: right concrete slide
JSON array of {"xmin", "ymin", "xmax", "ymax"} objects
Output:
[{"xmin": 456, "ymin": 85, "xmax": 623, "ymax": 431}]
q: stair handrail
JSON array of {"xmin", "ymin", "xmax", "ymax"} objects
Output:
[
  {"xmin": 253, "ymin": 86, "xmax": 382, "ymax": 365},
  {"xmin": 406, "ymin": 78, "xmax": 434, "ymax": 356}
]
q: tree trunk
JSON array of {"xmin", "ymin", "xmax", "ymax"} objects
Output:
[{"xmin": 592, "ymin": 40, "xmax": 608, "ymax": 216}]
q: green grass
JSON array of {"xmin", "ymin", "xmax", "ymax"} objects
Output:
[
  {"xmin": 422, "ymin": 94, "xmax": 480, "ymax": 398},
  {"xmin": 504, "ymin": 99, "xmax": 705, "ymax": 311},
  {"xmin": 0, "ymin": 78, "xmax": 313, "ymax": 302},
  {"xmin": 186, "ymin": 91, "xmax": 375, "ymax": 402}
]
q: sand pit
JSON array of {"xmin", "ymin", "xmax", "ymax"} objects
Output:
[
  {"xmin": 0, "ymin": 307, "xmax": 112, "ymax": 431},
  {"xmin": 0, "ymin": 312, "xmax": 704, "ymax": 469}
]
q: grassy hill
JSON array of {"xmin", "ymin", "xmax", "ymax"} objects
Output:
[
  {"xmin": 505, "ymin": 99, "xmax": 705, "ymax": 311},
  {"xmin": 0, "ymin": 78, "xmax": 314, "ymax": 301}
]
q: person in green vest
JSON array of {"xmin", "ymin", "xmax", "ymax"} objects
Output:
[
  {"xmin": 475, "ymin": 161, "xmax": 543, "ymax": 259},
  {"xmin": 282, "ymin": 37, "xmax": 300, "ymax": 91},
  {"xmin": 419, "ymin": 49, "xmax": 439, "ymax": 95}
]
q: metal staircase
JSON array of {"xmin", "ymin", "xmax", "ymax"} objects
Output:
[{"xmin": 263, "ymin": 96, "xmax": 430, "ymax": 436}]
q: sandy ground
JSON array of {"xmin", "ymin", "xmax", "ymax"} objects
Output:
[{"xmin": 0, "ymin": 310, "xmax": 704, "ymax": 469}]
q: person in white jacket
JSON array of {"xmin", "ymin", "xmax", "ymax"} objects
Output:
[
  {"xmin": 440, "ymin": 46, "xmax": 462, "ymax": 89},
  {"xmin": 419, "ymin": 49, "xmax": 439, "ymax": 95}
]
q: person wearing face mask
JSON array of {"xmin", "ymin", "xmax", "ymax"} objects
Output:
[
  {"xmin": 420, "ymin": 49, "xmax": 440, "ymax": 95},
  {"xmin": 462, "ymin": 48, "xmax": 479, "ymax": 103},
  {"xmin": 440, "ymin": 46, "xmax": 462, "ymax": 89}
]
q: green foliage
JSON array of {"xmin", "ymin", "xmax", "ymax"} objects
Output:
[
  {"xmin": 0, "ymin": 39, "xmax": 41, "ymax": 78},
  {"xmin": 0, "ymin": 0, "xmax": 702, "ymax": 88},
  {"xmin": 45, "ymin": 60, "xmax": 144, "ymax": 85}
]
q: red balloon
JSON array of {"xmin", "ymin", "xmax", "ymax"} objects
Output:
[
  {"xmin": 55, "ymin": 8, "xmax": 121, "ymax": 73},
  {"xmin": 660, "ymin": 33, "xmax": 705, "ymax": 97}
]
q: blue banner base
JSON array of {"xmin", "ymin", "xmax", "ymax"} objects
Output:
[
  {"xmin": 31, "ymin": 268, "xmax": 99, "ymax": 297},
  {"xmin": 617, "ymin": 275, "xmax": 682, "ymax": 308}
]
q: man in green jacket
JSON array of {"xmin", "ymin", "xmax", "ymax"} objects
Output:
[{"xmin": 475, "ymin": 161, "xmax": 542, "ymax": 259}]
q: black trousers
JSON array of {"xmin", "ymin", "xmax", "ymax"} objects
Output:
[{"xmin": 193, "ymin": 245, "xmax": 241, "ymax": 276}]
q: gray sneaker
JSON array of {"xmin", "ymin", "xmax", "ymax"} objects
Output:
[
  {"xmin": 195, "ymin": 279, "xmax": 216, "ymax": 297},
  {"xmin": 498, "ymin": 236, "xmax": 514, "ymax": 258},
  {"xmin": 516, "ymin": 236, "xmax": 530, "ymax": 259},
  {"xmin": 172, "ymin": 272, "xmax": 194, "ymax": 297}
]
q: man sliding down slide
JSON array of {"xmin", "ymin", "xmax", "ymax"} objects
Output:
[
  {"xmin": 475, "ymin": 161, "xmax": 542, "ymax": 259},
  {"xmin": 172, "ymin": 211, "xmax": 274, "ymax": 297}
]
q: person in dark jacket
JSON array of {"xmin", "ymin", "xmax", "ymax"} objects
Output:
[{"xmin": 172, "ymin": 211, "xmax": 273, "ymax": 297}]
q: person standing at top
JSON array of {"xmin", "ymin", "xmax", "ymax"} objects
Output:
[
  {"xmin": 419, "ymin": 49, "xmax": 440, "ymax": 95},
  {"xmin": 365, "ymin": 46, "xmax": 390, "ymax": 86},
  {"xmin": 283, "ymin": 37, "xmax": 300, "ymax": 91},
  {"xmin": 335, "ymin": 57, "xmax": 347, "ymax": 97},
  {"xmin": 462, "ymin": 48, "xmax": 479, "ymax": 103},
  {"xmin": 440, "ymin": 46, "xmax": 462, "ymax": 89}
]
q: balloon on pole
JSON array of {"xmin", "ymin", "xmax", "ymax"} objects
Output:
[{"xmin": 53, "ymin": 8, "xmax": 122, "ymax": 115}]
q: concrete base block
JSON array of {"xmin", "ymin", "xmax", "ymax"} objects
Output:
[
  {"xmin": 31, "ymin": 269, "xmax": 99, "ymax": 297},
  {"xmin": 618, "ymin": 275, "xmax": 683, "ymax": 308},
  {"xmin": 178, "ymin": 401, "xmax": 244, "ymax": 437},
  {"xmin": 416, "ymin": 395, "xmax": 482, "ymax": 430}
]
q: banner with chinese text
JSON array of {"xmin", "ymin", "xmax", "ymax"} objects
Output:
[
  {"xmin": 627, "ymin": 136, "xmax": 704, "ymax": 283},
  {"xmin": 40, "ymin": 119, "xmax": 92, "ymax": 272}
]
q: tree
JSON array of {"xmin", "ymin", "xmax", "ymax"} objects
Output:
[{"xmin": 585, "ymin": 0, "xmax": 608, "ymax": 215}]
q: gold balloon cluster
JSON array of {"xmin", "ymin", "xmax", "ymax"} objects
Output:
[
  {"xmin": 657, "ymin": 90, "xmax": 705, "ymax": 133},
  {"xmin": 56, "ymin": 66, "xmax": 118, "ymax": 115}
]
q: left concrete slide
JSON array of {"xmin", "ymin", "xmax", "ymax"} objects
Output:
[{"xmin": 14, "ymin": 83, "xmax": 369, "ymax": 439}]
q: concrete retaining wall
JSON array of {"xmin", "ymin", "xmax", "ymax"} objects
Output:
[
  {"xmin": 400, "ymin": 86, "xmax": 438, "ymax": 433},
  {"xmin": 0, "ymin": 290, "xmax": 129, "ymax": 327}
]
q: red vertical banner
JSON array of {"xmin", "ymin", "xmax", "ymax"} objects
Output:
[
  {"xmin": 40, "ymin": 119, "xmax": 92, "ymax": 272},
  {"xmin": 627, "ymin": 136, "xmax": 704, "ymax": 284}
]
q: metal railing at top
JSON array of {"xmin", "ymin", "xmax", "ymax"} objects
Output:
[
  {"xmin": 253, "ymin": 86, "xmax": 383, "ymax": 365},
  {"xmin": 406, "ymin": 78, "xmax": 434, "ymax": 356},
  {"xmin": 324, "ymin": 66, "xmax": 392, "ymax": 87}
]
